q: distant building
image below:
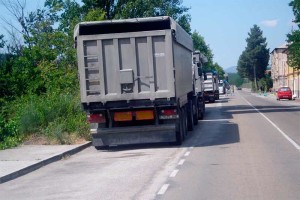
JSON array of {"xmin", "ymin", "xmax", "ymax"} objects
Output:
[{"xmin": 270, "ymin": 44, "xmax": 300, "ymax": 98}]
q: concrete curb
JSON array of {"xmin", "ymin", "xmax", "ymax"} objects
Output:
[{"xmin": 0, "ymin": 142, "xmax": 91, "ymax": 184}]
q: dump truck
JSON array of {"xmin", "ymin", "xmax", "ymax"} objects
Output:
[
  {"xmin": 218, "ymin": 80, "xmax": 226, "ymax": 95},
  {"xmin": 74, "ymin": 16, "xmax": 197, "ymax": 148},
  {"xmin": 203, "ymin": 71, "xmax": 219, "ymax": 103},
  {"xmin": 192, "ymin": 51, "xmax": 207, "ymax": 120}
]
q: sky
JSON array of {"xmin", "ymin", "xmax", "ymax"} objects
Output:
[
  {"xmin": 183, "ymin": 0, "xmax": 295, "ymax": 68},
  {"xmin": 0, "ymin": 0, "xmax": 296, "ymax": 69}
]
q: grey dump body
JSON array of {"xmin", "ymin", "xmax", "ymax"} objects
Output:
[
  {"xmin": 203, "ymin": 72, "xmax": 219, "ymax": 102},
  {"xmin": 74, "ymin": 16, "xmax": 194, "ymax": 146}
]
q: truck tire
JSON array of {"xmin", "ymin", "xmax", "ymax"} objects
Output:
[
  {"xmin": 94, "ymin": 146, "xmax": 108, "ymax": 150},
  {"xmin": 198, "ymin": 101, "xmax": 205, "ymax": 120},
  {"xmin": 175, "ymin": 107, "xmax": 184, "ymax": 145},
  {"xmin": 187, "ymin": 100, "xmax": 194, "ymax": 131},
  {"xmin": 182, "ymin": 106, "xmax": 188, "ymax": 138},
  {"xmin": 193, "ymin": 98, "xmax": 199, "ymax": 125}
]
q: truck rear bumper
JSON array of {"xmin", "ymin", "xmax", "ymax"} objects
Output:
[{"xmin": 91, "ymin": 124, "xmax": 176, "ymax": 147}]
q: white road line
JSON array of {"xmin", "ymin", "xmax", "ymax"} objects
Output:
[
  {"xmin": 178, "ymin": 159, "xmax": 185, "ymax": 165},
  {"xmin": 216, "ymin": 102, "xmax": 223, "ymax": 107},
  {"xmin": 157, "ymin": 184, "xmax": 169, "ymax": 195},
  {"xmin": 241, "ymin": 96, "xmax": 300, "ymax": 151},
  {"xmin": 170, "ymin": 169, "xmax": 179, "ymax": 177},
  {"xmin": 201, "ymin": 119, "xmax": 231, "ymax": 122},
  {"xmin": 184, "ymin": 151, "xmax": 190, "ymax": 157}
]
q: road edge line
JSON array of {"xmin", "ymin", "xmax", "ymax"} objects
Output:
[{"xmin": 241, "ymin": 96, "xmax": 300, "ymax": 151}]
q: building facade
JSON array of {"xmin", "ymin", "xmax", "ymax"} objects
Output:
[{"xmin": 271, "ymin": 44, "xmax": 300, "ymax": 98}]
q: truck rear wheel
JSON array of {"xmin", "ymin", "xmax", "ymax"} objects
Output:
[
  {"xmin": 187, "ymin": 100, "xmax": 194, "ymax": 131},
  {"xmin": 175, "ymin": 108, "xmax": 184, "ymax": 145},
  {"xmin": 193, "ymin": 98, "xmax": 199, "ymax": 125},
  {"xmin": 182, "ymin": 106, "xmax": 188, "ymax": 138},
  {"xmin": 198, "ymin": 101, "xmax": 204, "ymax": 120},
  {"xmin": 94, "ymin": 146, "xmax": 109, "ymax": 150}
]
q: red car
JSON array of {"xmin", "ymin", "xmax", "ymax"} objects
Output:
[{"xmin": 276, "ymin": 87, "xmax": 293, "ymax": 100}]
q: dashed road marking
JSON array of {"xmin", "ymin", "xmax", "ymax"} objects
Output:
[
  {"xmin": 157, "ymin": 184, "xmax": 169, "ymax": 195},
  {"xmin": 201, "ymin": 119, "xmax": 231, "ymax": 122},
  {"xmin": 184, "ymin": 151, "xmax": 190, "ymax": 157},
  {"xmin": 170, "ymin": 169, "xmax": 179, "ymax": 178},
  {"xmin": 178, "ymin": 159, "xmax": 185, "ymax": 165}
]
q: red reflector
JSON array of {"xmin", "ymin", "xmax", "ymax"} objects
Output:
[
  {"xmin": 88, "ymin": 114, "xmax": 106, "ymax": 123},
  {"xmin": 159, "ymin": 109, "xmax": 178, "ymax": 119},
  {"xmin": 114, "ymin": 111, "xmax": 132, "ymax": 122},
  {"xmin": 161, "ymin": 109, "xmax": 177, "ymax": 116}
]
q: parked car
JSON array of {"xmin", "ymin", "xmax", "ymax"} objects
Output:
[{"xmin": 276, "ymin": 87, "xmax": 293, "ymax": 100}]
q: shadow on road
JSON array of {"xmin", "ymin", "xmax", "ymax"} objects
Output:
[
  {"xmin": 221, "ymin": 105, "xmax": 300, "ymax": 115},
  {"xmin": 99, "ymin": 97, "xmax": 241, "ymax": 151}
]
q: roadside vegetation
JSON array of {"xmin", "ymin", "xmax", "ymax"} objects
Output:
[
  {"xmin": 0, "ymin": 0, "xmax": 226, "ymax": 149},
  {"xmin": 237, "ymin": 25, "xmax": 271, "ymax": 92}
]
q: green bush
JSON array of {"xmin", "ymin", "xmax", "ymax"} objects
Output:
[
  {"xmin": 7, "ymin": 92, "xmax": 89, "ymax": 146},
  {"xmin": 0, "ymin": 115, "xmax": 23, "ymax": 150}
]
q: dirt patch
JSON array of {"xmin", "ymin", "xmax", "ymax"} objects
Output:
[
  {"xmin": 22, "ymin": 134, "xmax": 50, "ymax": 145},
  {"xmin": 22, "ymin": 134, "xmax": 88, "ymax": 145}
]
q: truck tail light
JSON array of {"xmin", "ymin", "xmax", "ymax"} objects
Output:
[
  {"xmin": 159, "ymin": 109, "xmax": 179, "ymax": 119},
  {"xmin": 114, "ymin": 111, "xmax": 133, "ymax": 122},
  {"xmin": 135, "ymin": 110, "xmax": 154, "ymax": 120},
  {"xmin": 88, "ymin": 113, "xmax": 106, "ymax": 123}
]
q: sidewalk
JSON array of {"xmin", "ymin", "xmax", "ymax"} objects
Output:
[{"xmin": 0, "ymin": 142, "xmax": 91, "ymax": 184}]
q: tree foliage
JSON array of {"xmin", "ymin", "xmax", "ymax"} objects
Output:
[
  {"xmin": 213, "ymin": 63, "xmax": 225, "ymax": 79},
  {"xmin": 228, "ymin": 73, "xmax": 244, "ymax": 87},
  {"xmin": 192, "ymin": 31, "xmax": 213, "ymax": 69},
  {"xmin": 81, "ymin": 0, "xmax": 191, "ymax": 33},
  {"xmin": 192, "ymin": 30, "xmax": 225, "ymax": 77},
  {"xmin": 0, "ymin": 34, "xmax": 5, "ymax": 49},
  {"xmin": 287, "ymin": 0, "xmax": 300, "ymax": 69},
  {"xmin": 237, "ymin": 25, "xmax": 269, "ymax": 89}
]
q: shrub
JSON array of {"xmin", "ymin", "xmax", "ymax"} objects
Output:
[
  {"xmin": 11, "ymin": 92, "xmax": 89, "ymax": 145},
  {"xmin": 0, "ymin": 115, "xmax": 23, "ymax": 149}
]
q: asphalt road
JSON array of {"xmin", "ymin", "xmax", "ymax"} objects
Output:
[{"xmin": 0, "ymin": 91, "xmax": 299, "ymax": 200}]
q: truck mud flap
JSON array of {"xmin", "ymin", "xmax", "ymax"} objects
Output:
[{"xmin": 92, "ymin": 124, "xmax": 176, "ymax": 147}]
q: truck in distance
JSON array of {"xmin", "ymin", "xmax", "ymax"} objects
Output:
[
  {"xmin": 192, "ymin": 51, "xmax": 207, "ymax": 120},
  {"xmin": 203, "ymin": 71, "xmax": 219, "ymax": 103}
]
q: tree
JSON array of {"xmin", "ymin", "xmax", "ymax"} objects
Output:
[
  {"xmin": 287, "ymin": 0, "xmax": 300, "ymax": 69},
  {"xmin": 213, "ymin": 62, "xmax": 225, "ymax": 79},
  {"xmin": 0, "ymin": 0, "xmax": 29, "ymax": 53},
  {"xmin": 228, "ymin": 73, "xmax": 244, "ymax": 87},
  {"xmin": 0, "ymin": 34, "xmax": 4, "ymax": 49},
  {"xmin": 81, "ymin": 0, "xmax": 191, "ymax": 33},
  {"xmin": 192, "ymin": 30, "xmax": 214, "ymax": 71},
  {"xmin": 258, "ymin": 75, "xmax": 273, "ymax": 91},
  {"xmin": 192, "ymin": 30, "xmax": 226, "ymax": 76},
  {"xmin": 45, "ymin": 0, "xmax": 82, "ymax": 34},
  {"xmin": 237, "ymin": 25, "xmax": 269, "ymax": 90}
]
